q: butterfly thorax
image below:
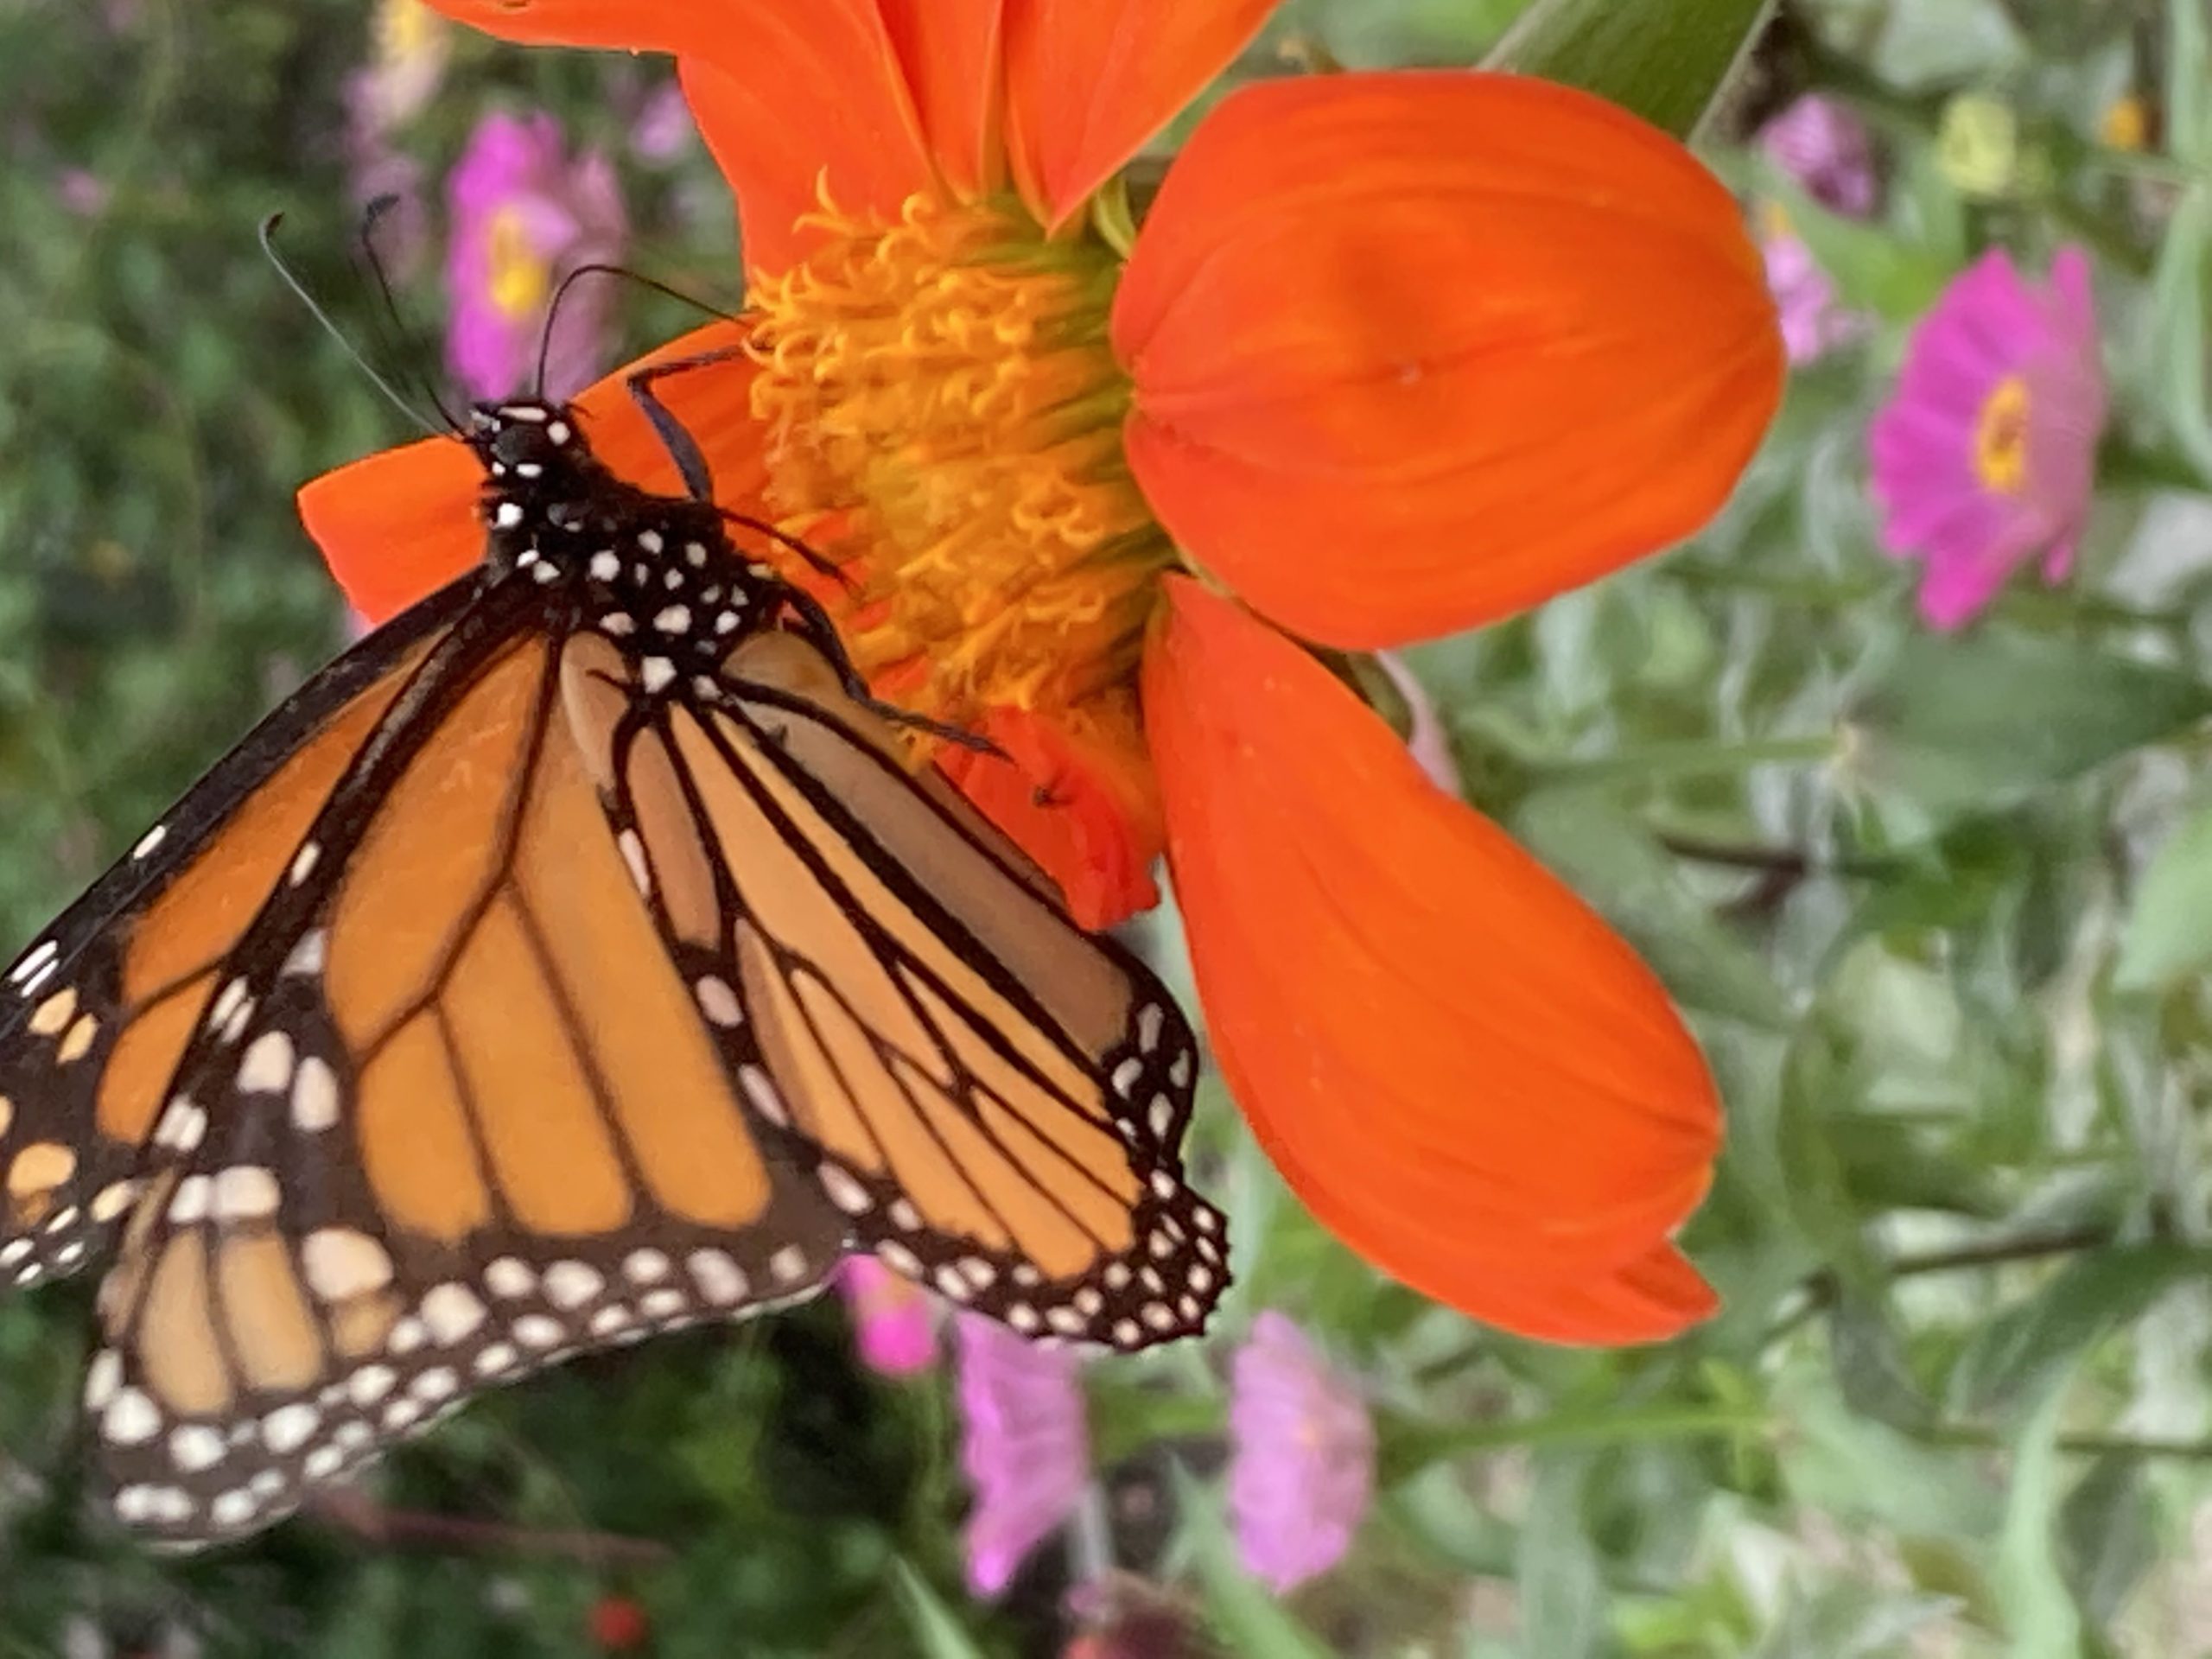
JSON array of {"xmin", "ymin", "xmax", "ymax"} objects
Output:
[{"xmin": 467, "ymin": 399, "xmax": 781, "ymax": 682}]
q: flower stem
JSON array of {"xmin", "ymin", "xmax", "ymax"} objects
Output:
[
  {"xmin": 1668, "ymin": 561, "xmax": 1892, "ymax": 607},
  {"xmin": 1768, "ymin": 1224, "xmax": 2115, "ymax": 1344},
  {"xmin": 1658, "ymin": 832, "xmax": 1904, "ymax": 880},
  {"xmin": 1378, "ymin": 1402, "xmax": 1762, "ymax": 1485},
  {"xmin": 1535, "ymin": 734, "xmax": 1839, "ymax": 786},
  {"xmin": 1919, "ymin": 1423, "xmax": 2212, "ymax": 1460}
]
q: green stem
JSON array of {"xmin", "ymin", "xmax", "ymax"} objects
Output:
[
  {"xmin": 1535, "ymin": 734, "xmax": 1839, "ymax": 787},
  {"xmin": 1668, "ymin": 563, "xmax": 1892, "ymax": 607},
  {"xmin": 1089, "ymin": 1389, "xmax": 1224, "ymax": 1467},
  {"xmin": 1993, "ymin": 587, "xmax": 2195, "ymax": 632},
  {"xmin": 1378, "ymin": 1402, "xmax": 1761, "ymax": 1485},
  {"xmin": 1658, "ymin": 832, "xmax": 1905, "ymax": 880},
  {"xmin": 1920, "ymin": 1424, "xmax": 2212, "ymax": 1461},
  {"xmin": 1768, "ymin": 1224, "xmax": 2115, "ymax": 1344}
]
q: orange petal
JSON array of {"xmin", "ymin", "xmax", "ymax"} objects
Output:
[
  {"xmin": 1441, "ymin": 1243, "xmax": 1718, "ymax": 1346},
  {"xmin": 424, "ymin": 0, "xmax": 934, "ymax": 276},
  {"xmin": 935, "ymin": 700, "xmax": 1164, "ymax": 931},
  {"xmin": 297, "ymin": 435, "xmax": 480, "ymax": 627},
  {"xmin": 1115, "ymin": 73, "xmax": 1783, "ymax": 652},
  {"xmin": 298, "ymin": 322, "xmax": 772, "ymax": 627},
  {"xmin": 426, "ymin": 0, "xmax": 716, "ymax": 54},
  {"xmin": 1144, "ymin": 579, "xmax": 1720, "ymax": 1341},
  {"xmin": 1001, "ymin": 0, "xmax": 1280, "ymax": 230},
  {"xmin": 879, "ymin": 0, "xmax": 1006, "ymax": 200},
  {"xmin": 678, "ymin": 10, "xmax": 935, "ymax": 276}
]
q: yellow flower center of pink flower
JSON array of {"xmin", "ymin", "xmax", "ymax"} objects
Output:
[
  {"xmin": 486, "ymin": 207, "xmax": 550, "ymax": 321},
  {"xmin": 747, "ymin": 191, "xmax": 1172, "ymax": 733},
  {"xmin": 2101, "ymin": 94, "xmax": 2150, "ymax": 152},
  {"xmin": 376, "ymin": 0, "xmax": 443, "ymax": 67},
  {"xmin": 1974, "ymin": 373, "xmax": 2031, "ymax": 493}
]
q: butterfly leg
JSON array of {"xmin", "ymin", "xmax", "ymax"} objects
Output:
[
  {"xmin": 625, "ymin": 347, "xmax": 752, "ymax": 503},
  {"xmin": 771, "ymin": 587, "xmax": 1001, "ymax": 758}
]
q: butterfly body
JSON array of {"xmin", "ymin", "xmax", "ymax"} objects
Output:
[{"xmin": 0, "ymin": 397, "xmax": 1226, "ymax": 1546}]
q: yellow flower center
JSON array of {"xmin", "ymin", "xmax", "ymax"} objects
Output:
[
  {"xmin": 1974, "ymin": 373, "xmax": 2031, "ymax": 493},
  {"xmin": 747, "ymin": 191, "xmax": 1171, "ymax": 734},
  {"xmin": 486, "ymin": 207, "xmax": 550, "ymax": 321},
  {"xmin": 377, "ymin": 0, "xmax": 442, "ymax": 67},
  {"xmin": 2101, "ymin": 94, "xmax": 2149, "ymax": 153}
]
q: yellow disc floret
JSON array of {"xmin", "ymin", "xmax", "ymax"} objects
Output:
[
  {"xmin": 1974, "ymin": 373, "xmax": 2031, "ymax": 494},
  {"xmin": 747, "ymin": 190, "xmax": 1171, "ymax": 732}
]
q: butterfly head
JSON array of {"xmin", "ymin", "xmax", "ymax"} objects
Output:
[{"xmin": 466, "ymin": 399, "xmax": 584, "ymax": 480}]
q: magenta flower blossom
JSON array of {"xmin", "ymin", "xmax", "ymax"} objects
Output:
[
  {"xmin": 630, "ymin": 81, "xmax": 696, "ymax": 164},
  {"xmin": 1228, "ymin": 1312, "xmax": 1374, "ymax": 1594},
  {"xmin": 956, "ymin": 1314, "xmax": 1090, "ymax": 1598},
  {"xmin": 351, "ymin": 0, "xmax": 451, "ymax": 136},
  {"xmin": 1869, "ymin": 246, "xmax": 2107, "ymax": 629},
  {"xmin": 445, "ymin": 111, "xmax": 626, "ymax": 404},
  {"xmin": 55, "ymin": 168, "xmax": 109, "ymax": 219},
  {"xmin": 1758, "ymin": 93, "xmax": 1878, "ymax": 219},
  {"xmin": 836, "ymin": 1256, "xmax": 938, "ymax": 1376},
  {"xmin": 1763, "ymin": 227, "xmax": 1869, "ymax": 365}
]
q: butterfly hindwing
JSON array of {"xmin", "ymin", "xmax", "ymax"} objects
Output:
[{"xmin": 585, "ymin": 628, "xmax": 1230, "ymax": 1352}]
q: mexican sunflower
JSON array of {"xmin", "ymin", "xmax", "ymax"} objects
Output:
[{"xmin": 298, "ymin": 1, "xmax": 1783, "ymax": 1344}]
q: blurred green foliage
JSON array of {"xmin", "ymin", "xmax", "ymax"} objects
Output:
[{"xmin": 10, "ymin": 0, "xmax": 2212, "ymax": 1655}]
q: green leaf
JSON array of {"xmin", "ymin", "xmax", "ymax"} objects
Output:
[
  {"xmin": 890, "ymin": 1560, "xmax": 990, "ymax": 1659},
  {"xmin": 1993, "ymin": 1386, "xmax": 2084, "ymax": 1659},
  {"xmin": 1512, "ymin": 789, "xmax": 1795, "ymax": 1030},
  {"xmin": 2114, "ymin": 796, "xmax": 2212, "ymax": 990},
  {"xmin": 2058, "ymin": 1455, "xmax": 2160, "ymax": 1637},
  {"xmin": 1516, "ymin": 1457, "xmax": 1605, "ymax": 1659},
  {"xmin": 2145, "ymin": 187, "xmax": 2212, "ymax": 486},
  {"xmin": 1947, "ymin": 1245, "xmax": 2208, "ymax": 1420},
  {"xmin": 1483, "ymin": 0, "xmax": 1775, "ymax": 139},
  {"xmin": 1850, "ymin": 629, "xmax": 2212, "ymax": 833},
  {"xmin": 1828, "ymin": 1289, "xmax": 1937, "ymax": 1431}
]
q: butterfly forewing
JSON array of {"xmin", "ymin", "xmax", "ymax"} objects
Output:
[
  {"xmin": 85, "ymin": 587, "xmax": 844, "ymax": 1542},
  {"xmin": 0, "ymin": 584, "xmax": 474, "ymax": 1297}
]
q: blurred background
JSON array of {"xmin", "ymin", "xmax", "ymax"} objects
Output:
[{"xmin": 5, "ymin": 0, "xmax": 2212, "ymax": 1653}]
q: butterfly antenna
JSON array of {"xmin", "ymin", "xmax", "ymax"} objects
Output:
[
  {"xmin": 534, "ymin": 261, "xmax": 736, "ymax": 399},
  {"xmin": 356, "ymin": 195, "xmax": 462, "ymax": 435},
  {"xmin": 260, "ymin": 212, "xmax": 441, "ymax": 435}
]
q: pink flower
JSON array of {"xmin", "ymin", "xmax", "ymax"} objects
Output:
[
  {"xmin": 1228, "ymin": 1312, "xmax": 1374, "ymax": 1594},
  {"xmin": 1763, "ymin": 227, "xmax": 1869, "ymax": 365},
  {"xmin": 1869, "ymin": 246, "xmax": 2108, "ymax": 629},
  {"xmin": 1375, "ymin": 653, "xmax": 1461, "ymax": 795},
  {"xmin": 955, "ymin": 1314, "xmax": 1090, "ymax": 1598},
  {"xmin": 1758, "ymin": 94, "xmax": 1878, "ymax": 219},
  {"xmin": 630, "ymin": 81, "xmax": 696, "ymax": 164},
  {"xmin": 55, "ymin": 168, "xmax": 108, "ymax": 218},
  {"xmin": 444, "ymin": 111, "xmax": 626, "ymax": 404},
  {"xmin": 836, "ymin": 1256, "xmax": 938, "ymax": 1376},
  {"xmin": 350, "ymin": 0, "xmax": 452, "ymax": 136}
]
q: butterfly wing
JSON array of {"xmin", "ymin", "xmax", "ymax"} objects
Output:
[
  {"xmin": 75, "ymin": 586, "xmax": 843, "ymax": 1544},
  {"xmin": 581, "ymin": 628, "xmax": 1229, "ymax": 1352},
  {"xmin": 0, "ymin": 582, "xmax": 480, "ymax": 1295}
]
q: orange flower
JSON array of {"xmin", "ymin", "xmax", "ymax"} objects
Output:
[{"xmin": 298, "ymin": 1, "xmax": 1782, "ymax": 1343}]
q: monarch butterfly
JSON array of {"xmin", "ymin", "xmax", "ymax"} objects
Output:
[{"xmin": 0, "ymin": 378, "xmax": 1227, "ymax": 1546}]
